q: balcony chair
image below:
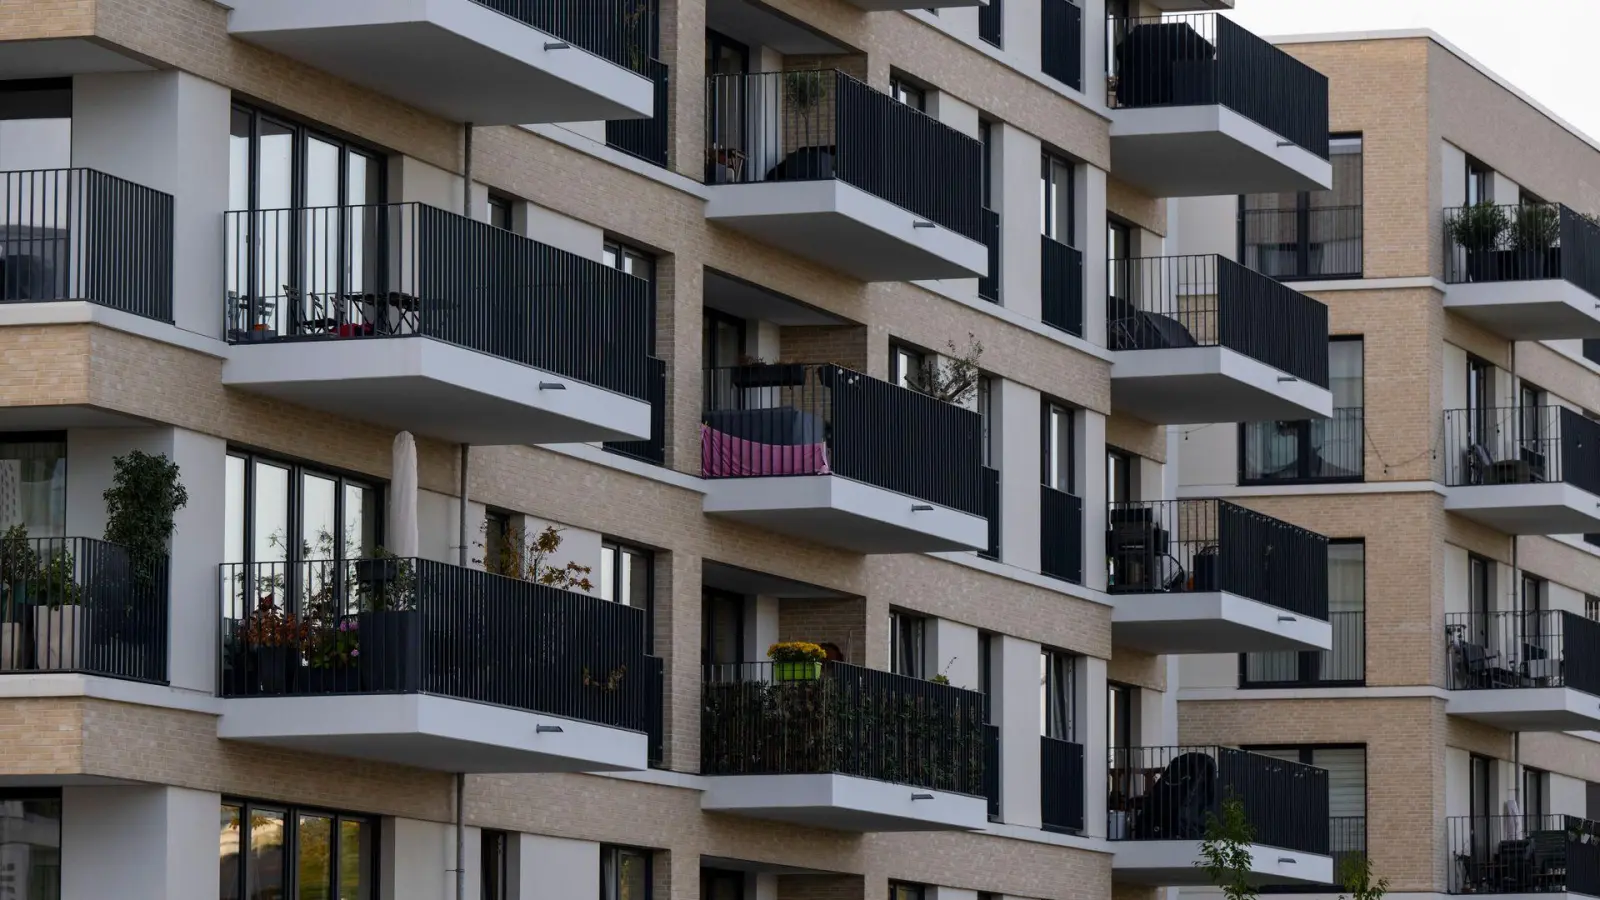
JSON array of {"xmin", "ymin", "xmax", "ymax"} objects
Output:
[
  {"xmin": 1126, "ymin": 751, "xmax": 1216, "ymax": 840},
  {"xmin": 1466, "ymin": 443, "xmax": 1535, "ymax": 486},
  {"xmin": 1113, "ymin": 21, "xmax": 1217, "ymax": 108},
  {"xmin": 1107, "ymin": 508, "xmax": 1185, "ymax": 593},
  {"xmin": 1448, "ymin": 636, "xmax": 1522, "ymax": 690},
  {"xmin": 1107, "ymin": 296, "xmax": 1199, "ymax": 352}
]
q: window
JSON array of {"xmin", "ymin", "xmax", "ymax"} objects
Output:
[
  {"xmin": 601, "ymin": 540, "xmax": 653, "ymax": 650},
  {"xmin": 890, "ymin": 883, "xmax": 926, "ymax": 900},
  {"xmin": 604, "ymin": 239, "xmax": 657, "ymax": 350},
  {"xmin": 1107, "ymin": 682, "xmax": 1133, "ymax": 750},
  {"xmin": 1107, "ymin": 449, "xmax": 1132, "ymax": 504},
  {"xmin": 890, "ymin": 75, "xmax": 926, "ymax": 112},
  {"xmin": 1467, "ymin": 355, "xmax": 1493, "ymax": 446},
  {"xmin": 1589, "ymin": 594, "xmax": 1600, "ymax": 620},
  {"xmin": 978, "ymin": 631, "xmax": 995, "ymax": 706},
  {"xmin": 1524, "ymin": 767, "xmax": 1548, "ymax": 821},
  {"xmin": 702, "ymin": 589, "xmax": 744, "ymax": 668},
  {"xmin": 1468, "ymin": 554, "xmax": 1493, "ymax": 646},
  {"xmin": 0, "ymin": 791, "xmax": 60, "ymax": 898},
  {"xmin": 1040, "ymin": 154, "xmax": 1074, "ymax": 244},
  {"xmin": 483, "ymin": 510, "xmax": 513, "ymax": 575},
  {"xmin": 705, "ymin": 29, "xmax": 750, "ymax": 76},
  {"xmin": 702, "ymin": 311, "xmax": 745, "ymax": 372},
  {"xmin": 482, "ymin": 830, "xmax": 509, "ymax": 900},
  {"xmin": 0, "ymin": 431, "xmax": 66, "ymax": 537},
  {"xmin": 1106, "ymin": 0, "xmax": 1130, "ymax": 76},
  {"xmin": 977, "ymin": 376, "xmax": 995, "ymax": 467},
  {"xmin": 1242, "ymin": 540, "xmax": 1365, "ymax": 687},
  {"xmin": 1041, "ymin": 401, "xmax": 1075, "ymax": 493},
  {"xmin": 220, "ymin": 800, "xmax": 375, "ymax": 900},
  {"xmin": 891, "ymin": 342, "xmax": 926, "ymax": 391},
  {"xmin": 1241, "ymin": 337, "xmax": 1364, "ymax": 484},
  {"xmin": 1241, "ymin": 135, "xmax": 1362, "ymax": 280},
  {"xmin": 1520, "ymin": 381, "xmax": 1545, "ymax": 451},
  {"xmin": 0, "ymin": 78, "xmax": 71, "ymax": 171},
  {"xmin": 890, "ymin": 609, "xmax": 927, "ymax": 679},
  {"xmin": 1040, "ymin": 649, "xmax": 1075, "ymax": 741},
  {"xmin": 701, "ymin": 869, "xmax": 744, "ymax": 900},
  {"xmin": 487, "ymin": 194, "xmax": 514, "ymax": 231},
  {"xmin": 1467, "ymin": 156, "xmax": 1494, "ymax": 206},
  {"xmin": 600, "ymin": 845, "xmax": 651, "ymax": 900},
  {"xmin": 1247, "ymin": 744, "xmax": 1366, "ymax": 884},
  {"xmin": 1108, "ymin": 218, "xmax": 1132, "ymax": 301}
]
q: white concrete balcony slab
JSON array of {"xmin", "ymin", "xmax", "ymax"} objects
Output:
[
  {"xmin": 1445, "ymin": 610, "xmax": 1600, "ymax": 732},
  {"xmin": 1112, "ymin": 591, "xmax": 1332, "ymax": 655},
  {"xmin": 1444, "ymin": 279, "xmax": 1600, "ymax": 341},
  {"xmin": 1110, "ymin": 106, "xmax": 1332, "ymax": 198},
  {"xmin": 702, "ymin": 475, "xmax": 987, "ymax": 554},
  {"xmin": 1443, "ymin": 204, "xmax": 1600, "ymax": 340},
  {"xmin": 701, "ymin": 774, "xmax": 986, "ymax": 832},
  {"xmin": 1442, "ymin": 406, "xmax": 1600, "ymax": 535},
  {"xmin": 1112, "ymin": 841, "xmax": 1334, "ymax": 887},
  {"xmin": 222, "ymin": 0, "xmax": 654, "ymax": 124},
  {"xmin": 847, "ymin": 0, "xmax": 983, "ymax": 8}
]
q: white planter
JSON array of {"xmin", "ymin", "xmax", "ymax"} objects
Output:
[
  {"xmin": 0, "ymin": 622, "xmax": 22, "ymax": 670},
  {"xmin": 35, "ymin": 606, "xmax": 85, "ymax": 671}
]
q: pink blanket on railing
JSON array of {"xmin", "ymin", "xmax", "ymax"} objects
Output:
[{"xmin": 701, "ymin": 425, "xmax": 831, "ymax": 477}]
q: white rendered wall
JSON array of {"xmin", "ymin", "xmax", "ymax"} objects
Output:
[
  {"xmin": 62, "ymin": 784, "xmax": 220, "ymax": 900},
  {"xmin": 996, "ymin": 633, "xmax": 1043, "ymax": 827},
  {"xmin": 382, "ymin": 816, "xmax": 477, "ymax": 900},
  {"xmin": 996, "ymin": 123, "xmax": 1042, "ymax": 320},
  {"xmin": 930, "ymin": 617, "xmax": 980, "ymax": 689},
  {"xmin": 997, "ymin": 379, "xmax": 1042, "ymax": 571},
  {"xmin": 519, "ymin": 834, "xmax": 599, "ymax": 900}
]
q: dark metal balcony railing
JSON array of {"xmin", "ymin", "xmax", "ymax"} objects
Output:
[
  {"xmin": 0, "ymin": 168, "xmax": 173, "ymax": 322},
  {"xmin": 1041, "ymin": 484, "xmax": 1084, "ymax": 585},
  {"xmin": 223, "ymin": 203, "xmax": 655, "ymax": 401},
  {"xmin": 1442, "ymin": 406, "xmax": 1600, "ymax": 495},
  {"xmin": 1108, "ymin": 499, "xmax": 1330, "ymax": 620},
  {"xmin": 980, "ymin": 466, "xmax": 1001, "ymax": 561},
  {"xmin": 701, "ymin": 364, "xmax": 985, "ymax": 516},
  {"xmin": 473, "ymin": 0, "xmax": 658, "ymax": 76},
  {"xmin": 979, "ymin": 0, "xmax": 1003, "ymax": 48},
  {"xmin": 1262, "ymin": 816, "xmax": 1367, "ymax": 894},
  {"xmin": 1041, "ymin": 0, "xmax": 1083, "ymax": 91},
  {"xmin": 1241, "ymin": 610, "xmax": 1364, "ymax": 688},
  {"xmin": 604, "ymin": 356, "xmax": 667, "ymax": 465},
  {"xmin": 700, "ymin": 660, "xmax": 987, "ymax": 796},
  {"xmin": 0, "ymin": 537, "xmax": 168, "ymax": 684},
  {"xmin": 1108, "ymin": 13, "xmax": 1331, "ymax": 159},
  {"xmin": 1240, "ymin": 408, "xmax": 1365, "ymax": 485},
  {"xmin": 979, "ymin": 208, "xmax": 1001, "ymax": 303},
  {"xmin": 1109, "ymin": 746, "xmax": 1330, "ymax": 855},
  {"xmin": 1041, "ymin": 735, "xmax": 1086, "ymax": 833},
  {"xmin": 704, "ymin": 70, "xmax": 984, "ymax": 242},
  {"xmin": 606, "ymin": 58, "xmax": 670, "ymax": 167},
  {"xmin": 219, "ymin": 557, "xmax": 658, "ymax": 734},
  {"xmin": 1241, "ymin": 205, "xmax": 1363, "ymax": 281},
  {"xmin": 983, "ymin": 723, "xmax": 1001, "ymax": 820},
  {"xmin": 1443, "ymin": 203, "xmax": 1600, "ymax": 301},
  {"xmin": 1445, "ymin": 610, "xmax": 1600, "ymax": 697},
  {"xmin": 1448, "ymin": 814, "xmax": 1600, "ymax": 896},
  {"xmin": 647, "ymin": 654, "xmax": 665, "ymax": 766},
  {"xmin": 1042, "ymin": 235, "xmax": 1085, "ymax": 337},
  {"xmin": 1108, "ymin": 254, "xmax": 1331, "ymax": 389}
]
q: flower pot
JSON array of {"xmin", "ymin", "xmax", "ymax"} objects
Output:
[
  {"xmin": 251, "ymin": 645, "xmax": 298, "ymax": 694},
  {"xmin": 35, "ymin": 605, "xmax": 85, "ymax": 671},
  {"xmin": 358, "ymin": 609, "xmax": 420, "ymax": 692},
  {"xmin": 301, "ymin": 664, "xmax": 359, "ymax": 695},
  {"xmin": 773, "ymin": 660, "xmax": 822, "ymax": 682},
  {"xmin": 355, "ymin": 557, "xmax": 400, "ymax": 586}
]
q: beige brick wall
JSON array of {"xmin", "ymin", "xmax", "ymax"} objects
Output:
[
  {"xmin": 780, "ymin": 325, "xmax": 872, "ymax": 372},
  {"xmin": 779, "ymin": 597, "xmax": 869, "ymax": 664},
  {"xmin": 778, "ymin": 874, "xmax": 864, "ymax": 900}
]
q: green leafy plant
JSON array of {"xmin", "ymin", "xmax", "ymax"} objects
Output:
[
  {"xmin": 1447, "ymin": 201, "xmax": 1509, "ymax": 252},
  {"xmin": 0, "ymin": 524, "xmax": 37, "ymax": 616},
  {"xmin": 35, "ymin": 549, "xmax": 82, "ymax": 609},
  {"xmin": 1510, "ymin": 203, "xmax": 1560, "ymax": 251},
  {"xmin": 783, "ymin": 70, "xmax": 830, "ymax": 135},
  {"xmin": 1337, "ymin": 851, "xmax": 1389, "ymax": 900},
  {"xmin": 103, "ymin": 450, "xmax": 188, "ymax": 585},
  {"xmin": 930, "ymin": 656, "xmax": 958, "ymax": 685},
  {"xmin": 1197, "ymin": 794, "xmax": 1259, "ymax": 900},
  {"xmin": 915, "ymin": 334, "xmax": 986, "ymax": 406},
  {"xmin": 474, "ymin": 522, "xmax": 593, "ymax": 591},
  {"xmin": 305, "ymin": 617, "xmax": 359, "ymax": 668}
]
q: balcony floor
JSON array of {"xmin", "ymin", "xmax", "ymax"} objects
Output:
[
  {"xmin": 1110, "ymin": 346, "xmax": 1333, "ymax": 425},
  {"xmin": 1110, "ymin": 105, "xmax": 1332, "ymax": 197},
  {"xmin": 224, "ymin": 0, "xmax": 653, "ymax": 124},
  {"xmin": 1444, "ymin": 279, "xmax": 1600, "ymax": 341},
  {"xmin": 1444, "ymin": 482, "xmax": 1600, "ymax": 535},
  {"xmin": 1446, "ymin": 687, "xmax": 1600, "ymax": 732},
  {"xmin": 1112, "ymin": 841, "xmax": 1333, "ymax": 887},
  {"xmin": 223, "ymin": 336, "xmax": 651, "ymax": 446},
  {"xmin": 217, "ymin": 694, "xmax": 648, "ymax": 773},
  {"xmin": 701, "ymin": 774, "xmax": 987, "ymax": 832},
  {"xmin": 1110, "ymin": 590, "xmax": 1332, "ymax": 654},
  {"xmin": 704, "ymin": 181, "xmax": 987, "ymax": 282},
  {"xmin": 701, "ymin": 475, "xmax": 988, "ymax": 554}
]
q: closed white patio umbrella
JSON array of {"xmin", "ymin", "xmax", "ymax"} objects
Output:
[{"xmin": 389, "ymin": 432, "xmax": 419, "ymax": 559}]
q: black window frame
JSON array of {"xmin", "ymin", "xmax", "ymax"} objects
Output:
[
  {"xmin": 481, "ymin": 829, "xmax": 510, "ymax": 900},
  {"xmin": 600, "ymin": 539, "xmax": 655, "ymax": 652},
  {"xmin": 890, "ymin": 608, "xmax": 928, "ymax": 679},
  {"xmin": 486, "ymin": 193, "xmax": 515, "ymax": 232},
  {"xmin": 1238, "ymin": 335, "xmax": 1365, "ymax": 486},
  {"xmin": 891, "ymin": 341, "xmax": 927, "ymax": 391},
  {"xmin": 229, "ymin": 102, "xmax": 387, "ymax": 215},
  {"xmin": 1041, "ymin": 398, "xmax": 1076, "ymax": 494},
  {"xmin": 889, "ymin": 73, "xmax": 927, "ymax": 112},
  {"xmin": 220, "ymin": 797, "xmax": 380, "ymax": 900},
  {"xmin": 701, "ymin": 867, "xmax": 745, "ymax": 900},
  {"xmin": 702, "ymin": 308, "xmax": 746, "ymax": 371},
  {"xmin": 1041, "ymin": 647, "xmax": 1076, "ymax": 742},
  {"xmin": 603, "ymin": 238, "xmax": 657, "ymax": 352},
  {"xmin": 1239, "ymin": 133, "xmax": 1363, "ymax": 281},
  {"xmin": 1040, "ymin": 152, "xmax": 1075, "ymax": 245},
  {"xmin": 1107, "ymin": 447, "xmax": 1133, "ymax": 504},
  {"xmin": 701, "ymin": 587, "xmax": 745, "ymax": 668},
  {"xmin": 977, "ymin": 374, "xmax": 995, "ymax": 468},
  {"xmin": 1466, "ymin": 156, "xmax": 1494, "ymax": 206},
  {"xmin": 599, "ymin": 844, "xmax": 654, "ymax": 900},
  {"xmin": 1239, "ymin": 538, "xmax": 1366, "ymax": 688}
]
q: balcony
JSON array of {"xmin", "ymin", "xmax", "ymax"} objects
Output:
[
  {"xmin": 1262, "ymin": 816, "xmax": 1366, "ymax": 894},
  {"xmin": 221, "ymin": 203, "xmax": 655, "ymax": 447},
  {"xmin": 1241, "ymin": 205, "xmax": 1364, "ymax": 282},
  {"xmin": 844, "ymin": 0, "xmax": 984, "ymax": 9},
  {"xmin": 703, "ymin": 71, "xmax": 987, "ymax": 282},
  {"xmin": 1041, "ymin": 735, "xmax": 1086, "ymax": 833},
  {"xmin": 1442, "ymin": 406, "xmax": 1600, "ymax": 534},
  {"xmin": 1448, "ymin": 814, "xmax": 1600, "ymax": 898},
  {"xmin": 1443, "ymin": 203, "xmax": 1600, "ymax": 340},
  {"xmin": 1041, "ymin": 485, "xmax": 1085, "ymax": 584},
  {"xmin": 1043, "ymin": 235, "xmax": 1085, "ymax": 337},
  {"xmin": 1106, "ymin": 14, "xmax": 1331, "ymax": 197},
  {"xmin": 223, "ymin": 0, "xmax": 656, "ymax": 124},
  {"xmin": 1108, "ymin": 500, "xmax": 1330, "ymax": 654},
  {"xmin": 217, "ymin": 557, "xmax": 659, "ymax": 773},
  {"xmin": 979, "ymin": 466, "xmax": 1001, "ymax": 561},
  {"xmin": 1445, "ymin": 611, "xmax": 1600, "ymax": 731},
  {"xmin": 978, "ymin": 209, "xmax": 1001, "ymax": 303},
  {"xmin": 700, "ymin": 364, "xmax": 988, "ymax": 554},
  {"xmin": 1241, "ymin": 611, "xmax": 1365, "ymax": 688},
  {"xmin": 1109, "ymin": 256, "xmax": 1332, "ymax": 425},
  {"xmin": 1109, "ymin": 746, "xmax": 1333, "ymax": 887},
  {"xmin": 1241, "ymin": 409, "xmax": 1364, "ymax": 485},
  {"xmin": 0, "ymin": 537, "xmax": 168, "ymax": 684},
  {"xmin": 0, "ymin": 168, "xmax": 172, "ymax": 322},
  {"xmin": 700, "ymin": 661, "xmax": 989, "ymax": 832}
]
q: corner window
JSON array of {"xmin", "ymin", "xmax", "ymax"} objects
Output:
[
  {"xmin": 604, "ymin": 239, "xmax": 657, "ymax": 352},
  {"xmin": 1241, "ymin": 135, "xmax": 1362, "ymax": 280},
  {"xmin": 1242, "ymin": 540, "xmax": 1365, "ymax": 687},
  {"xmin": 977, "ymin": 376, "xmax": 995, "ymax": 467},
  {"xmin": 220, "ymin": 800, "xmax": 375, "ymax": 900},
  {"xmin": 1241, "ymin": 336, "xmax": 1364, "ymax": 485},
  {"xmin": 0, "ymin": 791, "xmax": 60, "ymax": 897},
  {"xmin": 600, "ymin": 845, "xmax": 651, "ymax": 900},
  {"xmin": 890, "ymin": 609, "xmax": 927, "ymax": 679}
]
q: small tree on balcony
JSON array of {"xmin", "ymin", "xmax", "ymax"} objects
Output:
[
  {"xmin": 915, "ymin": 333, "xmax": 985, "ymax": 406},
  {"xmin": 476, "ymin": 521, "xmax": 593, "ymax": 592},
  {"xmin": 1197, "ymin": 794, "xmax": 1259, "ymax": 900},
  {"xmin": 103, "ymin": 450, "xmax": 188, "ymax": 589},
  {"xmin": 1337, "ymin": 852, "xmax": 1390, "ymax": 900}
]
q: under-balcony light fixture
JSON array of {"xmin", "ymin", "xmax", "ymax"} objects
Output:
[
  {"xmin": 911, "ymin": 504, "xmax": 934, "ymax": 512},
  {"xmin": 1276, "ymin": 140, "xmax": 1294, "ymax": 147},
  {"xmin": 544, "ymin": 41, "xmax": 571, "ymax": 51},
  {"xmin": 1276, "ymin": 615, "xmax": 1296, "ymax": 622},
  {"xmin": 539, "ymin": 382, "xmax": 567, "ymax": 391},
  {"xmin": 1276, "ymin": 375, "xmax": 1298, "ymax": 383},
  {"xmin": 1278, "ymin": 858, "xmax": 1296, "ymax": 864},
  {"xmin": 536, "ymin": 724, "xmax": 565, "ymax": 734},
  {"xmin": 910, "ymin": 793, "xmax": 935, "ymax": 801},
  {"xmin": 913, "ymin": 221, "xmax": 936, "ymax": 229}
]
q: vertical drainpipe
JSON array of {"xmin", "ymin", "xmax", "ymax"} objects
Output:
[{"xmin": 456, "ymin": 121, "xmax": 474, "ymax": 900}]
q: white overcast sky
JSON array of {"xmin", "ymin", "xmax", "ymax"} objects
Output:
[{"xmin": 1224, "ymin": 0, "xmax": 1598, "ymax": 140}]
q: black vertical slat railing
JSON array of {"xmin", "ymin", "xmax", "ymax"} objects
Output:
[
  {"xmin": 1441, "ymin": 406, "xmax": 1600, "ymax": 496},
  {"xmin": 1108, "ymin": 13, "xmax": 1330, "ymax": 159},
  {"xmin": 1241, "ymin": 610, "xmax": 1365, "ymax": 688},
  {"xmin": 703, "ymin": 71, "xmax": 984, "ymax": 242},
  {"xmin": 1108, "ymin": 254, "xmax": 1330, "ymax": 389},
  {"xmin": 1443, "ymin": 203, "xmax": 1600, "ymax": 301},
  {"xmin": 1109, "ymin": 746, "xmax": 1329, "ymax": 854},
  {"xmin": 1042, "ymin": 235, "xmax": 1085, "ymax": 337},
  {"xmin": 0, "ymin": 168, "xmax": 173, "ymax": 321},
  {"xmin": 1448, "ymin": 814, "xmax": 1600, "ymax": 896},
  {"xmin": 1041, "ymin": 735, "xmax": 1086, "ymax": 833},
  {"xmin": 1041, "ymin": 0, "xmax": 1083, "ymax": 91},
  {"xmin": 700, "ymin": 661, "xmax": 987, "ymax": 795},
  {"xmin": 1263, "ymin": 816, "xmax": 1367, "ymax": 894},
  {"xmin": 606, "ymin": 58, "xmax": 670, "ymax": 167},
  {"xmin": 980, "ymin": 466, "xmax": 1001, "ymax": 561},
  {"xmin": 0, "ymin": 537, "xmax": 168, "ymax": 684},
  {"xmin": 979, "ymin": 0, "xmax": 1003, "ymax": 48},
  {"xmin": 1040, "ymin": 485, "xmax": 1084, "ymax": 584},
  {"xmin": 218, "ymin": 558, "xmax": 659, "ymax": 732},
  {"xmin": 1240, "ymin": 205, "xmax": 1364, "ymax": 281},
  {"xmin": 1240, "ymin": 408, "xmax": 1365, "ymax": 485},
  {"xmin": 1444, "ymin": 610, "xmax": 1600, "ymax": 697},
  {"xmin": 700, "ymin": 364, "xmax": 985, "ymax": 516},
  {"xmin": 978, "ymin": 208, "xmax": 1002, "ymax": 303},
  {"xmin": 223, "ymin": 203, "xmax": 654, "ymax": 401},
  {"xmin": 1107, "ymin": 499, "xmax": 1329, "ymax": 619},
  {"xmin": 471, "ymin": 0, "xmax": 657, "ymax": 75},
  {"xmin": 604, "ymin": 356, "xmax": 667, "ymax": 465},
  {"xmin": 983, "ymin": 723, "xmax": 1001, "ymax": 820},
  {"xmin": 646, "ymin": 654, "xmax": 665, "ymax": 766}
]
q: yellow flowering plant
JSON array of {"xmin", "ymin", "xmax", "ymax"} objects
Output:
[{"xmin": 766, "ymin": 641, "xmax": 826, "ymax": 663}]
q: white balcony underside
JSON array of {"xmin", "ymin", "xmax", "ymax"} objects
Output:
[
  {"xmin": 1447, "ymin": 687, "xmax": 1600, "ymax": 732},
  {"xmin": 1444, "ymin": 279, "xmax": 1600, "ymax": 340},
  {"xmin": 0, "ymin": 39, "xmax": 153, "ymax": 79},
  {"xmin": 223, "ymin": 0, "xmax": 653, "ymax": 124},
  {"xmin": 1110, "ymin": 346, "xmax": 1333, "ymax": 425},
  {"xmin": 702, "ymin": 475, "xmax": 988, "ymax": 554},
  {"xmin": 1110, "ymin": 105, "xmax": 1332, "ymax": 197},
  {"xmin": 223, "ymin": 336, "xmax": 651, "ymax": 446},
  {"xmin": 1112, "ymin": 841, "xmax": 1334, "ymax": 887},
  {"xmin": 701, "ymin": 774, "xmax": 987, "ymax": 832},
  {"xmin": 1110, "ymin": 591, "xmax": 1333, "ymax": 655},
  {"xmin": 847, "ymin": 0, "xmax": 982, "ymax": 8},
  {"xmin": 1444, "ymin": 482, "xmax": 1600, "ymax": 535},
  {"xmin": 218, "ymin": 694, "xmax": 648, "ymax": 773}
]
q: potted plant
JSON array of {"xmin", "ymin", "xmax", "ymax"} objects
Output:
[
  {"xmin": 33, "ymin": 547, "xmax": 84, "ymax": 671},
  {"xmin": 101, "ymin": 450, "xmax": 187, "ymax": 675},
  {"xmin": 1447, "ymin": 201, "xmax": 1510, "ymax": 281},
  {"xmin": 302, "ymin": 617, "xmax": 359, "ymax": 694},
  {"xmin": 0, "ymin": 525, "xmax": 35, "ymax": 669},
  {"xmin": 237, "ymin": 595, "xmax": 307, "ymax": 694},
  {"xmin": 768, "ymin": 641, "xmax": 826, "ymax": 682},
  {"xmin": 1508, "ymin": 203, "xmax": 1561, "ymax": 279},
  {"xmin": 357, "ymin": 550, "xmax": 420, "ymax": 692}
]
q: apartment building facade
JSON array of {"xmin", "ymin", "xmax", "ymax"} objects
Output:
[
  {"xmin": 0, "ymin": 0, "xmax": 1346, "ymax": 897},
  {"xmin": 1171, "ymin": 29, "xmax": 1600, "ymax": 899}
]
